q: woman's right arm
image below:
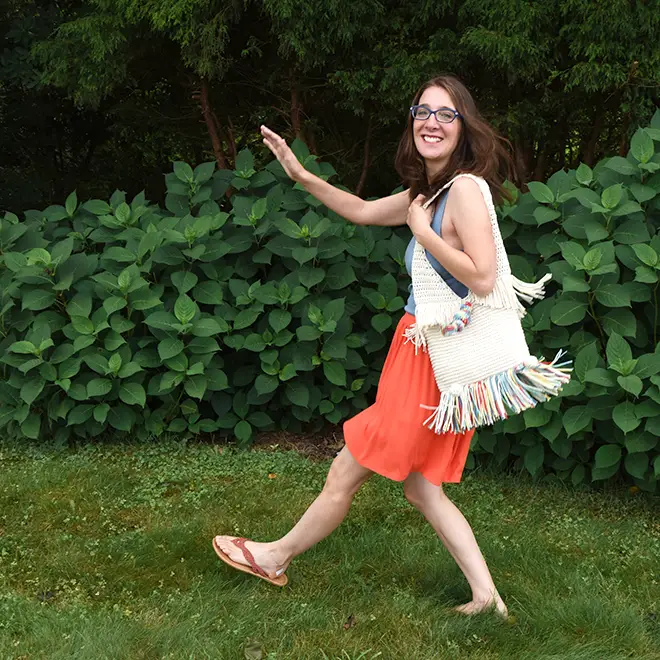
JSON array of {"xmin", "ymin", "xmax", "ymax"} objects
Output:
[{"xmin": 261, "ymin": 125, "xmax": 410, "ymax": 227}]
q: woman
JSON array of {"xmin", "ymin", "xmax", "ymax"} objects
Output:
[{"xmin": 213, "ymin": 75, "xmax": 513, "ymax": 618}]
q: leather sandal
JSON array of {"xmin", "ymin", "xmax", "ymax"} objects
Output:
[{"xmin": 212, "ymin": 537, "xmax": 288, "ymax": 587}]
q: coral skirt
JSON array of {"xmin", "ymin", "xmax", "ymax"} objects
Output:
[{"xmin": 344, "ymin": 312, "xmax": 474, "ymax": 485}]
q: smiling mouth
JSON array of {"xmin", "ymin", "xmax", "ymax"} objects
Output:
[{"xmin": 422, "ymin": 135, "xmax": 442, "ymax": 143}]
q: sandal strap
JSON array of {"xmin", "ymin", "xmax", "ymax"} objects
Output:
[{"xmin": 231, "ymin": 538, "xmax": 268, "ymax": 578}]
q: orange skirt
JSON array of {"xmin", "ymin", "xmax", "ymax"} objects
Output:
[{"xmin": 344, "ymin": 312, "xmax": 474, "ymax": 485}]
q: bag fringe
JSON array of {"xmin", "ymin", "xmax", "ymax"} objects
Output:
[
  {"xmin": 403, "ymin": 323, "xmax": 426, "ymax": 354},
  {"xmin": 420, "ymin": 350, "xmax": 573, "ymax": 434},
  {"xmin": 511, "ymin": 272, "xmax": 552, "ymax": 304},
  {"xmin": 468, "ymin": 273, "xmax": 552, "ymax": 318}
]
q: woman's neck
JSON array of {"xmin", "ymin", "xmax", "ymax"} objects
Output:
[{"xmin": 425, "ymin": 158, "xmax": 449, "ymax": 182}]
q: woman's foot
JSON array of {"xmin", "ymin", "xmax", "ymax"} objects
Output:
[
  {"xmin": 454, "ymin": 595, "xmax": 508, "ymax": 618},
  {"xmin": 213, "ymin": 536, "xmax": 289, "ymax": 579}
]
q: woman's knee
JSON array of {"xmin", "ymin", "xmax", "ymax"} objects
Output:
[
  {"xmin": 403, "ymin": 481, "xmax": 426, "ymax": 510},
  {"xmin": 323, "ymin": 450, "xmax": 369, "ymax": 501},
  {"xmin": 404, "ymin": 478, "xmax": 444, "ymax": 511}
]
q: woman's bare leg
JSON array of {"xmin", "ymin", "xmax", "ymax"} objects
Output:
[
  {"xmin": 214, "ymin": 447, "xmax": 373, "ymax": 578},
  {"xmin": 403, "ymin": 471, "xmax": 507, "ymax": 617}
]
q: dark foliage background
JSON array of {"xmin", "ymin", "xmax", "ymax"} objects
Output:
[{"xmin": 1, "ymin": 0, "xmax": 659, "ymax": 212}]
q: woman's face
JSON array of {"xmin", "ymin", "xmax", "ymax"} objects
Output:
[{"xmin": 412, "ymin": 85, "xmax": 462, "ymax": 174}]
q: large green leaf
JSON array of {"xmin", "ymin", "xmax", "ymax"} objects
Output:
[
  {"xmin": 323, "ymin": 361, "xmax": 347, "ymax": 386},
  {"xmin": 524, "ymin": 444, "xmax": 545, "ymax": 475},
  {"xmin": 184, "ymin": 375, "xmax": 207, "ymax": 400},
  {"xmin": 527, "ymin": 182, "xmax": 554, "ymax": 204},
  {"xmin": 285, "ymin": 382, "xmax": 309, "ymax": 407},
  {"xmin": 594, "ymin": 444, "xmax": 622, "ymax": 469},
  {"xmin": 158, "ymin": 338, "xmax": 184, "ymax": 360},
  {"xmin": 87, "ymin": 378, "xmax": 112, "ymax": 397},
  {"xmin": 192, "ymin": 281, "xmax": 224, "ymax": 305},
  {"xmin": 612, "ymin": 401, "xmax": 640, "ymax": 433},
  {"xmin": 68, "ymin": 404, "xmax": 95, "ymax": 426},
  {"xmin": 22, "ymin": 290, "xmax": 56, "ymax": 311},
  {"xmin": 171, "ymin": 271, "xmax": 199, "ymax": 294},
  {"xmin": 523, "ymin": 406, "xmax": 553, "ymax": 428},
  {"xmin": 269, "ymin": 309, "xmax": 291, "ymax": 334},
  {"xmin": 631, "ymin": 243, "xmax": 658, "ymax": 267},
  {"xmin": 584, "ymin": 368, "xmax": 617, "ymax": 387},
  {"xmin": 633, "ymin": 353, "xmax": 660, "ymax": 379},
  {"xmin": 107, "ymin": 405, "xmax": 136, "ymax": 431},
  {"xmin": 20, "ymin": 378, "xmax": 45, "ymax": 405},
  {"xmin": 174, "ymin": 294, "xmax": 197, "ymax": 324},
  {"xmin": 20, "ymin": 415, "xmax": 41, "ymax": 439},
  {"xmin": 601, "ymin": 184, "xmax": 622, "ymax": 209},
  {"xmin": 625, "ymin": 433, "xmax": 657, "ymax": 454},
  {"xmin": 255, "ymin": 374, "xmax": 278, "ymax": 395},
  {"xmin": 233, "ymin": 309, "xmax": 261, "ymax": 331},
  {"xmin": 10, "ymin": 341, "xmax": 38, "ymax": 355},
  {"xmin": 602, "ymin": 309, "xmax": 636, "ymax": 337},
  {"xmin": 630, "ymin": 128, "xmax": 654, "ymax": 163},
  {"xmin": 93, "ymin": 403, "xmax": 110, "ymax": 424},
  {"xmin": 624, "ymin": 452, "xmax": 649, "ymax": 479},
  {"xmin": 192, "ymin": 317, "xmax": 229, "ymax": 336},
  {"xmin": 119, "ymin": 383, "xmax": 146, "ymax": 407},
  {"xmin": 594, "ymin": 284, "xmax": 630, "ymax": 308},
  {"xmin": 605, "ymin": 156, "xmax": 636, "ymax": 175},
  {"xmin": 550, "ymin": 299, "xmax": 587, "ymax": 325},
  {"xmin": 617, "ymin": 375, "xmax": 643, "ymax": 397},
  {"xmin": 84, "ymin": 354, "xmax": 109, "ymax": 375},
  {"xmin": 559, "ymin": 242, "xmax": 586, "ymax": 269},
  {"xmin": 573, "ymin": 343, "xmax": 600, "ymax": 383},
  {"xmin": 613, "ymin": 219, "xmax": 650, "ymax": 245},
  {"xmin": 562, "ymin": 406, "xmax": 591, "ymax": 437},
  {"xmin": 606, "ymin": 333, "xmax": 632, "ymax": 371}
]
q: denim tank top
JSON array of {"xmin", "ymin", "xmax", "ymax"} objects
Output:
[{"xmin": 404, "ymin": 190, "xmax": 469, "ymax": 316}]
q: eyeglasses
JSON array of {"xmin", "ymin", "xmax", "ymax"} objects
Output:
[{"xmin": 410, "ymin": 105, "xmax": 462, "ymax": 123}]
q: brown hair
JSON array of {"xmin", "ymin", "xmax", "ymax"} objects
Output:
[{"xmin": 394, "ymin": 75, "xmax": 516, "ymax": 204}]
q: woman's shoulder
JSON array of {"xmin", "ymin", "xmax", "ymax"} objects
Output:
[
  {"xmin": 445, "ymin": 175, "xmax": 492, "ymax": 225},
  {"xmin": 447, "ymin": 175, "xmax": 489, "ymax": 205}
]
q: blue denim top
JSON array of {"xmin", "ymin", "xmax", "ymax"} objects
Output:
[{"xmin": 404, "ymin": 191, "xmax": 468, "ymax": 316}]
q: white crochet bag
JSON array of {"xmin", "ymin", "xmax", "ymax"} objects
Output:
[{"xmin": 404, "ymin": 173, "xmax": 572, "ymax": 434}]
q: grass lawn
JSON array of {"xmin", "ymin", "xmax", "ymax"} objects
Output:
[{"xmin": 0, "ymin": 437, "xmax": 658, "ymax": 660}]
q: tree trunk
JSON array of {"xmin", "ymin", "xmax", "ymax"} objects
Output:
[
  {"xmin": 306, "ymin": 124, "xmax": 318, "ymax": 154},
  {"xmin": 513, "ymin": 136, "xmax": 533, "ymax": 182},
  {"xmin": 290, "ymin": 71, "xmax": 303, "ymax": 139},
  {"xmin": 618, "ymin": 60, "xmax": 639, "ymax": 156},
  {"xmin": 225, "ymin": 114, "xmax": 237, "ymax": 165},
  {"xmin": 583, "ymin": 106, "xmax": 605, "ymax": 167},
  {"xmin": 199, "ymin": 78, "xmax": 228, "ymax": 170},
  {"xmin": 618, "ymin": 111, "xmax": 631, "ymax": 156},
  {"xmin": 532, "ymin": 145, "xmax": 547, "ymax": 181},
  {"xmin": 355, "ymin": 116, "xmax": 373, "ymax": 196}
]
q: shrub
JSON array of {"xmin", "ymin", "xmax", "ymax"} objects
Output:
[
  {"xmin": 0, "ymin": 142, "xmax": 409, "ymax": 449},
  {"xmin": 1, "ymin": 115, "xmax": 659, "ymax": 491},
  {"xmin": 472, "ymin": 113, "xmax": 660, "ymax": 491}
]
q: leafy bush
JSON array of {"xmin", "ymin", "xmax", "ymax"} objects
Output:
[
  {"xmin": 472, "ymin": 112, "xmax": 660, "ymax": 492},
  {"xmin": 1, "ymin": 114, "xmax": 659, "ymax": 491},
  {"xmin": 0, "ymin": 142, "xmax": 409, "ymax": 449}
]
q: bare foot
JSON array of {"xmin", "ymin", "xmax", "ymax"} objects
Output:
[
  {"xmin": 454, "ymin": 596, "xmax": 508, "ymax": 618},
  {"xmin": 213, "ymin": 536, "xmax": 289, "ymax": 579}
]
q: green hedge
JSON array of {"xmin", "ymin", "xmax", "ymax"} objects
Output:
[{"xmin": 1, "ymin": 113, "xmax": 659, "ymax": 491}]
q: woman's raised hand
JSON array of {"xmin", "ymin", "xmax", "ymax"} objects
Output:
[{"xmin": 260, "ymin": 125, "xmax": 307, "ymax": 183}]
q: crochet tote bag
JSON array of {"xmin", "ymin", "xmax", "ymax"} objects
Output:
[{"xmin": 404, "ymin": 173, "xmax": 572, "ymax": 434}]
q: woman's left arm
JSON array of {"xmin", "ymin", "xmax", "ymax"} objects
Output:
[{"xmin": 407, "ymin": 178, "xmax": 497, "ymax": 296}]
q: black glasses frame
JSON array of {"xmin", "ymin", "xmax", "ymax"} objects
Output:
[{"xmin": 410, "ymin": 105, "xmax": 462, "ymax": 123}]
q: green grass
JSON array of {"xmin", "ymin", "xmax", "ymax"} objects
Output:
[{"xmin": 0, "ymin": 438, "xmax": 658, "ymax": 660}]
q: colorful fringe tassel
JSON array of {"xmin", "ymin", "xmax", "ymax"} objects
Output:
[{"xmin": 420, "ymin": 350, "xmax": 573, "ymax": 434}]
